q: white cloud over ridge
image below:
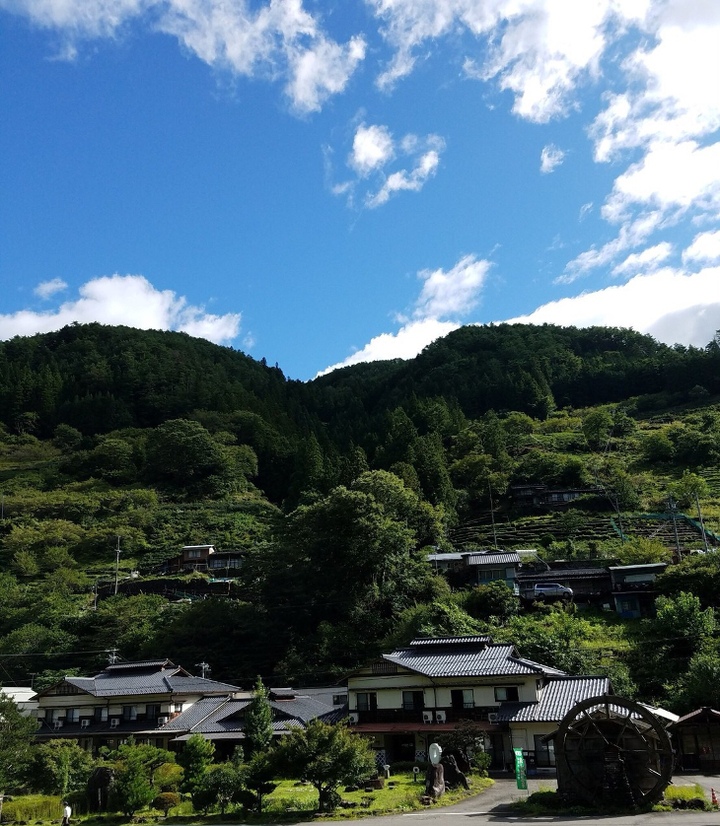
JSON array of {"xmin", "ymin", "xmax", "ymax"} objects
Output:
[
  {"xmin": 413, "ymin": 255, "xmax": 490, "ymax": 319},
  {"xmin": 0, "ymin": 274, "xmax": 241, "ymax": 345},
  {"xmin": 1, "ymin": 0, "xmax": 365, "ymax": 113},
  {"xmin": 508, "ymin": 267, "xmax": 720, "ymax": 348},
  {"xmin": 320, "ymin": 254, "xmax": 489, "ymax": 374}
]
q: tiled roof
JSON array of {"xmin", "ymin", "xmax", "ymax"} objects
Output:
[
  {"xmin": 465, "ymin": 553, "xmax": 521, "ymax": 566},
  {"xmin": 162, "ymin": 692, "xmax": 342, "ymax": 738},
  {"xmin": 64, "ymin": 664, "xmax": 239, "ymax": 698},
  {"xmin": 669, "ymin": 707, "xmax": 720, "ymax": 727},
  {"xmin": 495, "ymin": 676, "xmax": 610, "ymax": 723},
  {"xmin": 384, "ymin": 643, "xmax": 559, "ymax": 678},
  {"xmin": 408, "ymin": 636, "xmax": 493, "ymax": 647}
]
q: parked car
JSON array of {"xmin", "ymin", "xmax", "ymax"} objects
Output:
[{"xmin": 521, "ymin": 582, "xmax": 573, "ymax": 601}]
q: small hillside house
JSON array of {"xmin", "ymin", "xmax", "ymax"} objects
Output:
[
  {"xmin": 426, "ymin": 551, "xmax": 520, "ymax": 591},
  {"xmin": 34, "ymin": 659, "xmax": 239, "ymax": 752},
  {"xmin": 609, "ymin": 562, "xmax": 668, "ymax": 618},
  {"xmin": 346, "ymin": 636, "xmax": 609, "ymax": 770}
]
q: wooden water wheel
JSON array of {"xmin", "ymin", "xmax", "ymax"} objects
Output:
[{"xmin": 554, "ymin": 694, "xmax": 673, "ymax": 807}]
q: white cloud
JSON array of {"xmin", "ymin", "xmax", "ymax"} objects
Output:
[
  {"xmin": 603, "ymin": 139, "xmax": 720, "ymax": 224},
  {"xmin": 414, "ymin": 255, "xmax": 490, "ymax": 319},
  {"xmin": 579, "ymin": 202, "xmax": 593, "ymax": 220},
  {"xmin": 0, "ymin": 0, "xmax": 365, "ymax": 114},
  {"xmin": 558, "ymin": 210, "xmax": 664, "ymax": 283},
  {"xmin": 332, "ymin": 127, "xmax": 446, "ymax": 209},
  {"xmin": 508, "ymin": 266, "xmax": 720, "ymax": 347},
  {"xmin": 318, "ymin": 318, "xmax": 460, "ymax": 376},
  {"xmin": 611, "ymin": 241, "xmax": 673, "ymax": 277},
  {"xmin": 34, "ymin": 278, "xmax": 68, "ymax": 299},
  {"xmin": 284, "ymin": 35, "xmax": 366, "ymax": 114},
  {"xmin": 370, "ymin": 0, "xmax": 649, "ymax": 121},
  {"xmin": 569, "ymin": 2, "xmax": 720, "ymax": 278},
  {"xmin": 366, "ymin": 146, "xmax": 443, "ymax": 207},
  {"xmin": 350, "ymin": 124, "xmax": 395, "ymax": 176},
  {"xmin": 683, "ymin": 229, "xmax": 720, "ymax": 265},
  {"xmin": 319, "ymin": 253, "xmax": 489, "ymax": 374},
  {"xmin": 0, "ymin": 274, "xmax": 241, "ymax": 345},
  {"xmin": 540, "ymin": 143, "xmax": 565, "ymax": 174}
]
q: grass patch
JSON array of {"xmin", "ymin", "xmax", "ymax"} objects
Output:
[
  {"xmin": 0, "ymin": 795, "xmax": 63, "ymax": 822},
  {"xmin": 74, "ymin": 773, "xmax": 493, "ymax": 825}
]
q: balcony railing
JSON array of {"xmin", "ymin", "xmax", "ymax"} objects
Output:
[{"xmin": 355, "ymin": 706, "xmax": 499, "ymax": 725}]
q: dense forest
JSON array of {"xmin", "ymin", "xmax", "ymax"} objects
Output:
[{"xmin": 0, "ymin": 322, "xmax": 719, "ymax": 714}]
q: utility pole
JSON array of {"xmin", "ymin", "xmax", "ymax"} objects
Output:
[
  {"xmin": 114, "ymin": 536, "xmax": 122, "ymax": 595},
  {"xmin": 695, "ymin": 491, "xmax": 709, "ymax": 552},
  {"xmin": 196, "ymin": 662, "xmax": 210, "ymax": 678},
  {"xmin": 667, "ymin": 495, "xmax": 682, "ymax": 560},
  {"xmin": 488, "ymin": 482, "xmax": 498, "ymax": 550}
]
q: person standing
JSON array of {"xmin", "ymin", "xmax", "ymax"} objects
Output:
[{"xmin": 61, "ymin": 801, "xmax": 71, "ymax": 826}]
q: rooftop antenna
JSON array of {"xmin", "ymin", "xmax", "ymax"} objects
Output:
[
  {"xmin": 196, "ymin": 662, "xmax": 210, "ymax": 678},
  {"xmin": 107, "ymin": 648, "xmax": 119, "ymax": 665}
]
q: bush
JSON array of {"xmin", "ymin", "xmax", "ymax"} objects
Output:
[
  {"xmin": 152, "ymin": 792, "xmax": 180, "ymax": 816},
  {"xmin": 473, "ymin": 752, "xmax": 492, "ymax": 775}
]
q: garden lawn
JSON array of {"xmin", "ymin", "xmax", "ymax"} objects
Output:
[{"xmin": 264, "ymin": 772, "xmax": 493, "ymax": 818}]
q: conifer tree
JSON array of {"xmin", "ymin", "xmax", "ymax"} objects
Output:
[{"xmin": 244, "ymin": 676, "xmax": 274, "ymax": 754}]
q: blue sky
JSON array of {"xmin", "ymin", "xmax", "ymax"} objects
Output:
[{"xmin": 1, "ymin": 0, "xmax": 720, "ymax": 380}]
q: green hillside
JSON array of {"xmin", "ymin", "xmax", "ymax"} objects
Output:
[{"xmin": 0, "ymin": 322, "xmax": 719, "ymax": 714}]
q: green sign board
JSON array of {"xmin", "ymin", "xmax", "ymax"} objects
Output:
[{"xmin": 513, "ymin": 748, "xmax": 528, "ymax": 790}]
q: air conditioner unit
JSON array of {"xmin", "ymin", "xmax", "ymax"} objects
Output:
[
  {"xmin": 110, "ymin": 718, "xmax": 119, "ymax": 728},
  {"xmin": 422, "ymin": 710, "xmax": 433, "ymax": 724},
  {"xmin": 53, "ymin": 720, "xmax": 64, "ymax": 730},
  {"xmin": 81, "ymin": 719, "xmax": 90, "ymax": 728},
  {"xmin": 348, "ymin": 713, "xmax": 359, "ymax": 724},
  {"xmin": 157, "ymin": 716, "xmax": 168, "ymax": 727},
  {"xmin": 435, "ymin": 710, "xmax": 447, "ymax": 723},
  {"xmin": 488, "ymin": 713, "xmax": 499, "ymax": 724}
]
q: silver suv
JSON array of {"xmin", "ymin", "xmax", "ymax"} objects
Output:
[{"xmin": 532, "ymin": 582, "xmax": 573, "ymax": 599}]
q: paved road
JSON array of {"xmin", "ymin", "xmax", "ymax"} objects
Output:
[{"xmin": 320, "ymin": 776, "xmax": 718, "ymax": 826}]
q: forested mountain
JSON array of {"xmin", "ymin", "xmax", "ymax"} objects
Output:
[{"xmin": 1, "ymin": 322, "xmax": 719, "ymax": 713}]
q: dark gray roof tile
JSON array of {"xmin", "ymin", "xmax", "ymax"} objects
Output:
[
  {"xmin": 495, "ymin": 677, "xmax": 610, "ymax": 723},
  {"xmin": 384, "ymin": 643, "xmax": 556, "ymax": 678}
]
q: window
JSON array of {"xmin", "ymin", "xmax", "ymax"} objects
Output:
[
  {"xmin": 534, "ymin": 734, "xmax": 555, "ymax": 767},
  {"xmin": 332, "ymin": 694, "xmax": 347, "ymax": 706},
  {"xmin": 451, "ymin": 689, "xmax": 474, "ymax": 710},
  {"xmin": 94, "ymin": 707, "xmax": 108, "ymax": 722},
  {"xmin": 480, "ymin": 570, "xmax": 504, "ymax": 581},
  {"xmin": 145, "ymin": 705, "xmax": 161, "ymax": 720},
  {"xmin": 122, "ymin": 706, "xmax": 137, "ymax": 721},
  {"xmin": 356, "ymin": 693, "xmax": 377, "ymax": 712},
  {"xmin": 402, "ymin": 691, "xmax": 424, "ymax": 711},
  {"xmin": 187, "ymin": 549, "xmax": 202, "ymax": 559},
  {"xmin": 494, "ymin": 686, "xmax": 519, "ymax": 702},
  {"xmin": 66, "ymin": 708, "xmax": 79, "ymax": 723},
  {"xmin": 173, "ymin": 703, "xmax": 183, "ymax": 713}
]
